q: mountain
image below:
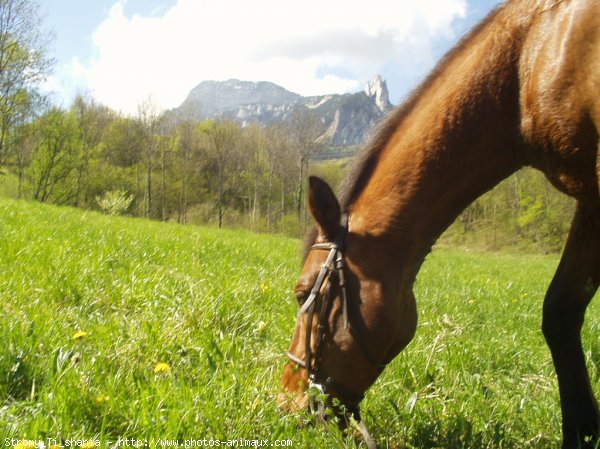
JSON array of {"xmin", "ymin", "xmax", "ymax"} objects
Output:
[
  {"xmin": 171, "ymin": 75, "xmax": 393, "ymax": 147},
  {"xmin": 179, "ymin": 79, "xmax": 301, "ymax": 118}
]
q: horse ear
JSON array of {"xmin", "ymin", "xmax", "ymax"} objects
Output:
[{"xmin": 308, "ymin": 176, "xmax": 341, "ymax": 239}]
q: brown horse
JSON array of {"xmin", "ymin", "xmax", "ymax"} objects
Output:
[{"xmin": 281, "ymin": 0, "xmax": 600, "ymax": 447}]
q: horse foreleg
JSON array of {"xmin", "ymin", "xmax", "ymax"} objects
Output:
[{"xmin": 542, "ymin": 203, "xmax": 600, "ymax": 449}]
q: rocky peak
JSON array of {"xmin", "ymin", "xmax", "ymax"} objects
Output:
[
  {"xmin": 365, "ymin": 74, "xmax": 392, "ymax": 112},
  {"xmin": 171, "ymin": 76, "xmax": 395, "ymax": 148}
]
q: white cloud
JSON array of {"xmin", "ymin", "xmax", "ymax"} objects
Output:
[
  {"xmin": 82, "ymin": 0, "xmax": 466, "ymax": 115},
  {"xmin": 40, "ymin": 59, "xmax": 90, "ymax": 107},
  {"xmin": 39, "ymin": 75, "xmax": 65, "ymax": 98}
]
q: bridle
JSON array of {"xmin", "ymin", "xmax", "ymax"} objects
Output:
[{"xmin": 285, "ymin": 214, "xmax": 386, "ymax": 449}]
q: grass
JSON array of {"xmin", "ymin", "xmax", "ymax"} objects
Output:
[{"xmin": 0, "ymin": 197, "xmax": 598, "ymax": 448}]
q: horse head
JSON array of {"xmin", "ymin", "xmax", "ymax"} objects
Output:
[{"xmin": 280, "ymin": 176, "xmax": 413, "ymax": 426}]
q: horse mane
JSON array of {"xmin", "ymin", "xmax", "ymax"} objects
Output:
[
  {"xmin": 303, "ymin": 2, "xmax": 507, "ymax": 258},
  {"xmin": 338, "ymin": 3, "xmax": 505, "ymax": 210}
]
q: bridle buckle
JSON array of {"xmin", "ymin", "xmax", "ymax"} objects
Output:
[{"xmin": 308, "ymin": 376, "xmax": 327, "ymax": 419}]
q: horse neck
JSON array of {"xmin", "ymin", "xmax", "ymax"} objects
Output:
[{"xmin": 348, "ymin": 6, "xmax": 528, "ymax": 288}]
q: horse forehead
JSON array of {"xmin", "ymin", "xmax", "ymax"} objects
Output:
[
  {"xmin": 302, "ymin": 226, "xmax": 320, "ymax": 261},
  {"xmin": 296, "ymin": 250, "xmax": 326, "ymax": 285}
]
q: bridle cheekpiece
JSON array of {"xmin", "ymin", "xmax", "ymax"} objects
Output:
[{"xmin": 286, "ymin": 214, "xmax": 382, "ymax": 449}]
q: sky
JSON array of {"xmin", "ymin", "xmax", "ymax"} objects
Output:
[{"xmin": 37, "ymin": 0, "xmax": 502, "ymax": 116}]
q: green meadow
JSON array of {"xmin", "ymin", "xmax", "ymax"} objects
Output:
[{"xmin": 0, "ymin": 197, "xmax": 598, "ymax": 448}]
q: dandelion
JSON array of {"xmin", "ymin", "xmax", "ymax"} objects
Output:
[
  {"xmin": 95, "ymin": 394, "xmax": 110, "ymax": 404},
  {"xmin": 81, "ymin": 442, "xmax": 95, "ymax": 449},
  {"xmin": 154, "ymin": 362, "xmax": 171, "ymax": 374},
  {"xmin": 73, "ymin": 331, "xmax": 87, "ymax": 340},
  {"xmin": 14, "ymin": 441, "xmax": 37, "ymax": 449},
  {"xmin": 260, "ymin": 282, "xmax": 270, "ymax": 294}
]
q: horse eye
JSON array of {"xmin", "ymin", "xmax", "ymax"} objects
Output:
[{"xmin": 295, "ymin": 290, "xmax": 308, "ymax": 304}]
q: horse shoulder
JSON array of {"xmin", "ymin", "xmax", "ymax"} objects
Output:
[{"xmin": 518, "ymin": 0, "xmax": 600, "ymax": 200}]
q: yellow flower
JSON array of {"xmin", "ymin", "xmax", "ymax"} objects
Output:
[
  {"xmin": 73, "ymin": 331, "xmax": 87, "ymax": 340},
  {"xmin": 81, "ymin": 442, "xmax": 95, "ymax": 449},
  {"xmin": 256, "ymin": 321, "xmax": 267, "ymax": 332},
  {"xmin": 154, "ymin": 362, "xmax": 171, "ymax": 374},
  {"xmin": 260, "ymin": 282, "xmax": 270, "ymax": 294},
  {"xmin": 95, "ymin": 394, "xmax": 110, "ymax": 404},
  {"xmin": 14, "ymin": 441, "xmax": 37, "ymax": 449}
]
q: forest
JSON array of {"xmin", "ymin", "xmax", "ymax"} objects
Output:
[
  {"xmin": 0, "ymin": 93, "xmax": 577, "ymax": 253},
  {"xmin": 2, "ymin": 95, "xmax": 328, "ymax": 236}
]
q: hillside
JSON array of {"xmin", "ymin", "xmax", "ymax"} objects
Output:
[
  {"xmin": 0, "ymin": 197, "xmax": 592, "ymax": 448},
  {"xmin": 171, "ymin": 75, "xmax": 393, "ymax": 147},
  {"xmin": 0, "ymin": 198, "xmax": 300, "ymax": 441}
]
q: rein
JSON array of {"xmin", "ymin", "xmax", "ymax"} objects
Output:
[{"xmin": 286, "ymin": 214, "xmax": 384, "ymax": 449}]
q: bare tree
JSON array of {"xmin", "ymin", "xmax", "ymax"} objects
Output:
[
  {"xmin": 137, "ymin": 97, "xmax": 160, "ymax": 218},
  {"xmin": 156, "ymin": 113, "xmax": 177, "ymax": 221},
  {"xmin": 264, "ymin": 123, "xmax": 294, "ymax": 232},
  {"xmin": 287, "ymin": 108, "xmax": 324, "ymax": 224},
  {"xmin": 0, "ymin": 0, "xmax": 53, "ymax": 165},
  {"xmin": 174, "ymin": 102, "xmax": 203, "ymax": 224},
  {"xmin": 242, "ymin": 124, "xmax": 268, "ymax": 229}
]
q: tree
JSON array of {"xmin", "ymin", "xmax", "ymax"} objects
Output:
[
  {"xmin": 156, "ymin": 114, "xmax": 177, "ymax": 221},
  {"xmin": 175, "ymin": 118, "xmax": 204, "ymax": 223},
  {"xmin": 137, "ymin": 97, "xmax": 160, "ymax": 218},
  {"xmin": 201, "ymin": 120, "xmax": 242, "ymax": 228},
  {"xmin": 101, "ymin": 116, "xmax": 145, "ymax": 213},
  {"xmin": 287, "ymin": 108, "xmax": 323, "ymax": 224},
  {"xmin": 242, "ymin": 124, "xmax": 268, "ymax": 229},
  {"xmin": 0, "ymin": 0, "xmax": 53, "ymax": 165},
  {"xmin": 11, "ymin": 117, "xmax": 35, "ymax": 197},
  {"xmin": 102, "ymin": 116, "xmax": 144, "ymax": 167},
  {"xmin": 70, "ymin": 95, "xmax": 114, "ymax": 208},
  {"xmin": 28, "ymin": 108, "xmax": 80, "ymax": 203},
  {"xmin": 264, "ymin": 123, "xmax": 294, "ymax": 232}
]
